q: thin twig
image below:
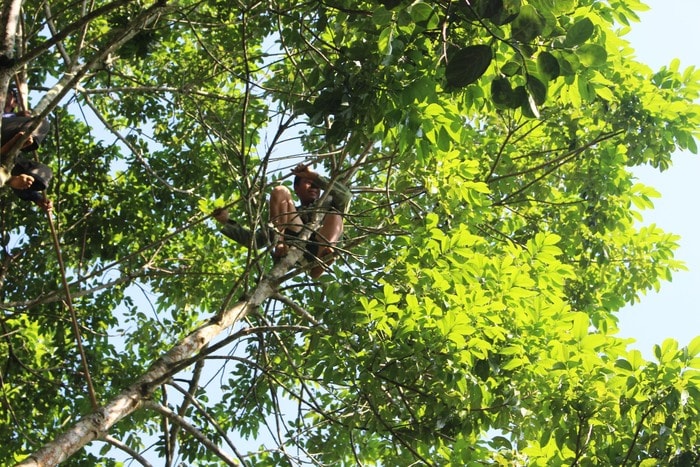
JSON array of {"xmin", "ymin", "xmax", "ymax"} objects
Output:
[
  {"xmin": 102, "ymin": 435, "xmax": 154, "ymax": 467},
  {"xmin": 46, "ymin": 210, "xmax": 99, "ymax": 410}
]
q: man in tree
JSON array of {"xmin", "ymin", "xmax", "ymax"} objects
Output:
[
  {"xmin": 1, "ymin": 88, "xmax": 50, "ymax": 153},
  {"xmin": 214, "ymin": 163, "xmax": 350, "ymax": 278},
  {"xmin": 0, "ymin": 88, "xmax": 51, "ymax": 190},
  {"xmin": 1, "ymin": 89, "xmax": 53, "ymax": 211}
]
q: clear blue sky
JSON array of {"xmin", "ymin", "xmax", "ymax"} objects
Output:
[{"xmin": 617, "ymin": 0, "xmax": 700, "ymax": 356}]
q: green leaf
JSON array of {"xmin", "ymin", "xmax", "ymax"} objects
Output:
[
  {"xmin": 511, "ymin": 5, "xmax": 545, "ymax": 43},
  {"xmin": 654, "ymin": 343, "xmax": 662, "ymax": 361},
  {"xmin": 501, "ymin": 345, "xmax": 523, "ymax": 355},
  {"xmin": 491, "ymin": 76, "xmax": 515, "ymax": 107},
  {"xmin": 687, "ymin": 335, "xmax": 700, "ymax": 358},
  {"xmin": 571, "ymin": 312, "xmax": 589, "ymax": 341},
  {"xmin": 660, "ymin": 338, "xmax": 679, "ymax": 362},
  {"xmin": 511, "ymin": 84, "xmax": 529, "ymax": 109},
  {"xmin": 502, "ymin": 357, "xmax": 525, "ymax": 371},
  {"xmin": 445, "ymin": 45, "xmax": 493, "ymax": 88},
  {"xmin": 564, "ymin": 18, "xmax": 594, "ymax": 47},
  {"xmin": 577, "ymin": 44, "xmax": 608, "ymax": 68},
  {"xmin": 410, "ymin": 2, "xmax": 439, "ymax": 28},
  {"xmin": 372, "ymin": 7, "xmax": 394, "ymax": 26},
  {"xmin": 501, "ymin": 60, "xmax": 522, "ymax": 76},
  {"xmin": 551, "ymin": 0, "xmax": 577, "ymax": 14},
  {"xmin": 198, "ymin": 198, "xmax": 211, "ymax": 213},
  {"xmin": 489, "ymin": 435, "xmax": 513, "ymax": 450},
  {"xmin": 592, "ymin": 83, "xmax": 615, "ymax": 101},
  {"xmin": 615, "ymin": 358, "xmax": 634, "ymax": 372},
  {"xmin": 537, "ymin": 51, "xmax": 560, "ymax": 80},
  {"xmin": 521, "ymin": 92, "xmax": 540, "ymax": 118},
  {"xmin": 378, "ymin": 26, "xmax": 393, "ymax": 56},
  {"xmin": 409, "ymin": 2, "xmax": 433, "ymax": 22},
  {"xmin": 629, "ymin": 350, "xmax": 645, "ymax": 370},
  {"xmin": 458, "ymin": 0, "xmax": 504, "ymax": 21},
  {"xmin": 526, "ymin": 75, "xmax": 547, "ymax": 105},
  {"xmin": 424, "ymin": 103, "xmax": 445, "ymax": 116}
]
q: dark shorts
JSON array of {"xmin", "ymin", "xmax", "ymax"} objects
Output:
[{"xmin": 2, "ymin": 116, "xmax": 50, "ymax": 151}]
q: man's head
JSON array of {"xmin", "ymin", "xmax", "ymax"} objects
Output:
[
  {"xmin": 293, "ymin": 175, "xmax": 320, "ymax": 206},
  {"xmin": 5, "ymin": 89, "xmax": 18, "ymax": 113}
]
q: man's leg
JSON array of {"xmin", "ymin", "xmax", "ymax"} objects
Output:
[
  {"xmin": 0, "ymin": 166, "xmax": 10, "ymax": 187},
  {"xmin": 269, "ymin": 185, "xmax": 302, "ymax": 257},
  {"xmin": 309, "ymin": 212, "xmax": 344, "ymax": 278},
  {"xmin": 317, "ymin": 212, "xmax": 343, "ymax": 245}
]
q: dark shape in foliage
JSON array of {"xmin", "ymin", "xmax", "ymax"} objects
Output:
[
  {"xmin": 520, "ymin": 87, "xmax": 540, "ymax": 118},
  {"xmin": 119, "ymin": 30, "xmax": 158, "ymax": 59},
  {"xmin": 511, "ymin": 4, "xmax": 546, "ymax": 43},
  {"xmin": 379, "ymin": 0, "xmax": 403, "ymax": 9},
  {"xmin": 537, "ymin": 51, "xmax": 561, "ymax": 80},
  {"xmin": 457, "ymin": 0, "xmax": 504, "ymax": 21},
  {"xmin": 526, "ymin": 75, "xmax": 547, "ymax": 105},
  {"xmin": 490, "ymin": 0, "xmax": 521, "ymax": 25},
  {"xmin": 491, "ymin": 76, "xmax": 517, "ymax": 108},
  {"xmin": 445, "ymin": 44, "xmax": 493, "ymax": 89}
]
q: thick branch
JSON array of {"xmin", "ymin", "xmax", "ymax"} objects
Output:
[
  {"xmin": 15, "ymin": 255, "xmax": 297, "ymax": 466},
  {"xmin": 0, "ymin": 0, "xmax": 21, "ymax": 59}
]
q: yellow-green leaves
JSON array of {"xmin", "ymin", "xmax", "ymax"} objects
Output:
[
  {"xmin": 570, "ymin": 311, "xmax": 590, "ymax": 341},
  {"xmin": 687, "ymin": 335, "xmax": 700, "ymax": 358},
  {"xmin": 577, "ymin": 44, "xmax": 608, "ymax": 68},
  {"xmin": 526, "ymin": 232, "xmax": 564, "ymax": 264},
  {"xmin": 197, "ymin": 196, "xmax": 227, "ymax": 214},
  {"xmin": 630, "ymin": 183, "xmax": 660, "ymax": 211},
  {"xmin": 655, "ymin": 338, "xmax": 680, "ymax": 364},
  {"xmin": 437, "ymin": 310, "xmax": 476, "ymax": 348}
]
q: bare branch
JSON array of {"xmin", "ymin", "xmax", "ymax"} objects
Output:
[
  {"xmin": 144, "ymin": 401, "xmax": 239, "ymax": 467},
  {"xmin": 101, "ymin": 435, "xmax": 154, "ymax": 467}
]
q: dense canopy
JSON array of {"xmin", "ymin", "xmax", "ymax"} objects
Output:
[{"xmin": 0, "ymin": 0, "xmax": 698, "ymax": 465}]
